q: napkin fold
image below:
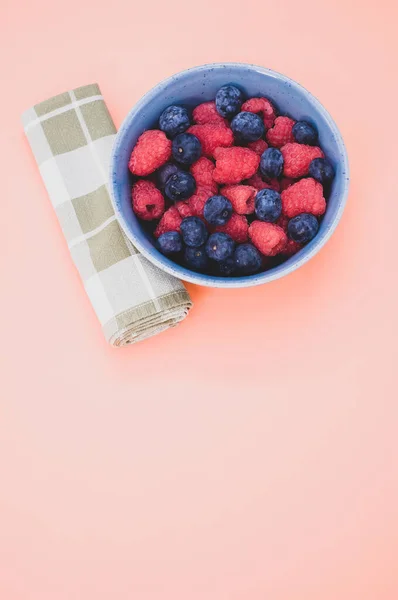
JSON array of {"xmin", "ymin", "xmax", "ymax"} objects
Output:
[{"xmin": 22, "ymin": 84, "xmax": 192, "ymax": 346}]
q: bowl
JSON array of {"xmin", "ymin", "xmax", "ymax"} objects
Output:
[{"xmin": 110, "ymin": 63, "xmax": 349, "ymax": 288}]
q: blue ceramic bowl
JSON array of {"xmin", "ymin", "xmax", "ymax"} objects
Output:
[{"xmin": 110, "ymin": 63, "xmax": 349, "ymax": 288}]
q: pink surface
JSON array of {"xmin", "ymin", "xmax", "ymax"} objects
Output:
[{"xmin": 1, "ymin": 1, "xmax": 398, "ymax": 598}]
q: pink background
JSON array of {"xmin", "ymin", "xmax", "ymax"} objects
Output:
[{"xmin": 1, "ymin": 0, "xmax": 398, "ymax": 598}]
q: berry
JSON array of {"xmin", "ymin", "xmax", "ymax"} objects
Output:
[
  {"xmin": 266, "ymin": 116, "xmax": 295, "ymax": 148},
  {"xmin": 281, "ymin": 143, "xmax": 324, "ymax": 178},
  {"xmin": 249, "ymin": 221, "xmax": 287, "ymax": 256},
  {"xmin": 231, "ymin": 112, "xmax": 265, "ymax": 143},
  {"xmin": 175, "ymin": 201, "xmax": 193, "ymax": 218},
  {"xmin": 241, "ymin": 97, "xmax": 277, "ymax": 129},
  {"xmin": 172, "ymin": 132, "xmax": 202, "ymax": 166},
  {"xmin": 245, "ymin": 173, "xmax": 273, "ymax": 191},
  {"xmin": 190, "ymin": 157, "xmax": 218, "ymax": 193},
  {"xmin": 157, "ymin": 162, "xmax": 180, "ymax": 190},
  {"xmin": 292, "ymin": 121, "xmax": 318, "ymax": 145},
  {"xmin": 193, "ymin": 101, "xmax": 228, "ymax": 126},
  {"xmin": 180, "ymin": 216, "xmax": 208, "ymax": 247},
  {"xmin": 309, "ymin": 158, "xmax": 335, "ymax": 186},
  {"xmin": 216, "ymin": 257, "xmax": 236, "ymax": 276},
  {"xmin": 165, "ymin": 171, "xmax": 196, "ymax": 201},
  {"xmin": 157, "ymin": 231, "xmax": 183, "ymax": 255},
  {"xmin": 220, "ymin": 185, "xmax": 257, "ymax": 214},
  {"xmin": 154, "ymin": 206, "xmax": 182, "ymax": 238},
  {"xmin": 205, "ymin": 232, "xmax": 235, "ymax": 262},
  {"xmin": 255, "ymin": 188, "xmax": 282, "ymax": 222},
  {"xmin": 260, "ymin": 147, "xmax": 284, "ymax": 179},
  {"xmin": 280, "ymin": 177, "xmax": 295, "ymax": 191},
  {"xmin": 288, "ymin": 213, "xmax": 319, "ymax": 243},
  {"xmin": 215, "ymin": 85, "xmax": 244, "ymax": 118},
  {"xmin": 188, "ymin": 187, "xmax": 214, "ymax": 217},
  {"xmin": 184, "ymin": 245, "xmax": 209, "ymax": 271},
  {"xmin": 247, "ymin": 139, "xmax": 268, "ymax": 155},
  {"xmin": 187, "ymin": 123, "xmax": 233, "ymax": 157},
  {"xmin": 215, "ymin": 213, "xmax": 249, "ymax": 243},
  {"xmin": 129, "ymin": 130, "xmax": 171, "ymax": 176},
  {"xmin": 159, "ymin": 105, "xmax": 190, "ymax": 138},
  {"xmin": 204, "ymin": 195, "xmax": 233, "ymax": 226},
  {"xmin": 282, "ymin": 239, "xmax": 302, "ymax": 257},
  {"xmin": 213, "ymin": 147, "xmax": 260, "ymax": 184},
  {"xmin": 132, "ymin": 180, "xmax": 165, "ymax": 220},
  {"xmin": 234, "ymin": 243, "xmax": 262, "ymax": 274},
  {"xmin": 281, "ymin": 177, "xmax": 326, "ymax": 218}
]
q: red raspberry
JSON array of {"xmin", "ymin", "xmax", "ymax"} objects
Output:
[
  {"xmin": 187, "ymin": 187, "xmax": 214, "ymax": 217},
  {"xmin": 129, "ymin": 130, "xmax": 171, "ymax": 176},
  {"xmin": 281, "ymin": 177, "xmax": 326, "ymax": 217},
  {"xmin": 213, "ymin": 147, "xmax": 260, "ymax": 184},
  {"xmin": 247, "ymin": 139, "xmax": 268, "ymax": 155},
  {"xmin": 175, "ymin": 201, "xmax": 193, "ymax": 218},
  {"xmin": 280, "ymin": 177, "xmax": 296, "ymax": 191},
  {"xmin": 220, "ymin": 184, "xmax": 257, "ymax": 214},
  {"xmin": 242, "ymin": 97, "xmax": 277, "ymax": 129},
  {"xmin": 249, "ymin": 221, "xmax": 287, "ymax": 256},
  {"xmin": 190, "ymin": 157, "xmax": 218, "ymax": 193},
  {"xmin": 215, "ymin": 213, "xmax": 249, "ymax": 243},
  {"xmin": 187, "ymin": 123, "xmax": 233, "ymax": 157},
  {"xmin": 276, "ymin": 214, "xmax": 302, "ymax": 256},
  {"xmin": 266, "ymin": 116, "xmax": 295, "ymax": 148},
  {"xmin": 193, "ymin": 101, "xmax": 228, "ymax": 126},
  {"xmin": 281, "ymin": 143, "xmax": 324, "ymax": 178},
  {"xmin": 245, "ymin": 173, "xmax": 271, "ymax": 191},
  {"xmin": 132, "ymin": 180, "xmax": 165, "ymax": 221},
  {"xmin": 154, "ymin": 206, "xmax": 182, "ymax": 237}
]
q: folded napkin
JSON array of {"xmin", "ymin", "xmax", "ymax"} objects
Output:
[{"xmin": 22, "ymin": 84, "xmax": 192, "ymax": 346}]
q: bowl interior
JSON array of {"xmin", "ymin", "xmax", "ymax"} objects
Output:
[{"xmin": 111, "ymin": 63, "xmax": 349, "ymax": 287}]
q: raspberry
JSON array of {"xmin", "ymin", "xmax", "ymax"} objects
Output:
[
  {"xmin": 266, "ymin": 116, "xmax": 295, "ymax": 148},
  {"xmin": 193, "ymin": 101, "xmax": 228, "ymax": 126},
  {"xmin": 175, "ymin": 201, "xmax": 193, "ymax": 218},
  {"xmin": 245, "ymin": 173, "xmax": 271, "ymax": 191},
  {"xmin": 190, "ymin": 157, "xmax": 218, "ymax": 193},
  {"xmin": 249, "ymin": 221, "xmax": 287, "ymax": 256},
  {"xmin": 187, "ymin": 123, "xmax": 233, "ymax": 157},
  {"xmin": 247, "ymin": 139, "xmax": 268, "ymax": 155},
  {"xmin": 281, "ymin": 177, "xmax": 326, "ymax": 218},
  {"xmin": 213, "ymin": 147, "xmax": 260, "ymax": 184},
  {"xmin": 276, "ymin": 214, "xmax": 302, "ymax": 256},
  {"xmin": 187, "ymin": 187, "xmax": 214, "ymax": 217},
  {"xmin": 129, "ymin": 130, "xmax": 171, "ymax": 176},
  {"xmin": 215, "ymin": 213, "xmax": 249, "ymax": 243},
  {"xmin": 280, "ymin": 177, "xmax": 296, "ymax": 191},
  {"xmin": 281, "ymin": 143, "xmax": 324, "ymax": 178},
  {"xmin": 132, "ymin": 180, "xmax": 165, "ymax": 221},
  {"xmin": 154, "ymin": 206, "xmax": 182, "ymax": 237},
  {"xmin": 242, "ymin": 97, "xmax": 277, "ymax": 129},
  {"xmin": 220, "ymin": 184, "xmax": 257, "ymax": 214}
]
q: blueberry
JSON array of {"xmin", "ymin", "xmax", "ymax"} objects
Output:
[
  {"xmin": 309, "ymin": 158, "xmax": 335, "ymax": 186},
  {"xmin": 184, "ymin": 245, "xmax": 209, "ymax": 271},
  {"xmin": 288, "ymin": 213, "xmax": 319, "ymax": 243},
  {"xmin": 216, "ymin": 257, "xmax": 236, "ymax": 276},
  {"xmin": 157, "ymin": 231, "xmax": 182, "ymax": 255},
  {"xmin": 165, "ymin": 171, "xmax": 196, "ymax": 201},
  {"xmin": 231, "ymin": 112, "xmax": 265, "ymax": 143},
  {"xmin": 205, "ymin": 233, "xmax": 235, "ymax": 262},
  {"xmin": 172, "ymin": 133, "xmax": 202, "ymax": 166},
  {"xmin": 203, "ymin": 195, "xmax": 233, "ymax": 226},
  {"xmin": 234, "ymin": 243, "xmax": 262, "ymax": 274},
  {"xmin": 159, "ymin": 105, "xmax": 190, "ymax": 138},
  {"xmin": 215, "ymin": 85, "xmax": 244, "ymax": 119},
  {"xmin": 180, "ymin": 216, "xmax": 208, "ymax": 247},
  {"xmin": 255, "ymin": 188, "xmax": 282, "ymax": 222},
  {"xmin": 292, "ymin": 121, "xmax": 318, "ymax": 145},
  {"xmin": 157, "ymin": 163, "xmax": 180, "ymax": 190},
  {"xmin": 260, "ymin": 148, "xmax": 284, "ymax": 179}
]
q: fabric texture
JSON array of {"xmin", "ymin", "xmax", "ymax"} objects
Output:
[{"xmin": 22, "ymin": 84, "xmax": 192, "ymax": 346}]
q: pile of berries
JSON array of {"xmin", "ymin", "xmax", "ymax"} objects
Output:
[{"xmin": 129, "ymin": 85, "xmax": 335, "ymax": 277}]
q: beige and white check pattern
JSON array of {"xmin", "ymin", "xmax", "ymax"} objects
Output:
[{"xmin": 22, "ymin": 84, "xmax": 192, "ymax": 346}]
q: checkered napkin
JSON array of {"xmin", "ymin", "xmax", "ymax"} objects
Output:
[{"xmin": 22, "ymin": 84, "xmax": 192, "ymax": 346}]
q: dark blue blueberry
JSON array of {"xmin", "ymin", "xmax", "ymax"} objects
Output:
[
  {"xmin": 292, "ymin": 121, "xmax": 318, "ymax": 145},
  {"xmin": 288, "ymin": 213, "xmax": 319, "ymax": 243},
  {"xmin": 165, "ymin": 171, "xmax": 196, "ymax": 201},
  {"xmin": 215, "ymin": 85, "xmax": 244, "ymax": 119},
  {"xmin": 255, "ymin": 188, "xmax": 282, "ymax": 222},
  {"xmin": 216, "ymin": 257, "xmax": 236, "ymax": 276},
  {"xmin": 309, "ymin": 158, "xmax": 335, "ymax": 186},
  {"xmin": 159, "ymin": 105, "xmax": 190, "ymax": 138},
  {"xmin": 157, "ymin": 163, "xmax": 180, "ymax": 190},
  {"xmin": 231, "ymin": 111, "xmax": 265, "ymax": 143},
  {"xmin": 180, "ymin": 216, "xmax": 208, "ymax": 247},
  {"xmin": 172, "ymin": 133, "xmax": 202, "ymax": 166},
  {"xmin": 234, "ymin": 243, "xmax": 262, "ymax": 275},
  {"xmin": 184, "ymin": 245, "xmax": 209, "ymax": 271},
  {"xmin": 203, "ymin": 195, "xmax": 233, "ymax": 226},
  {"xmin": 157, "ymin": 231, "xmax": 182, "ymax": 255},
  {"xmin": 205, "ymin": 233, "xmax": 235, "ymax": 262},
  {"xmin": 260, "ymin": 148, "xmax": 284, "ymax": 179}
]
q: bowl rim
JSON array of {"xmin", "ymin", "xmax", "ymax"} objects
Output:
[{"xmin": 110, "ymin": 62, "xmax": 350, "ymax": 288}]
